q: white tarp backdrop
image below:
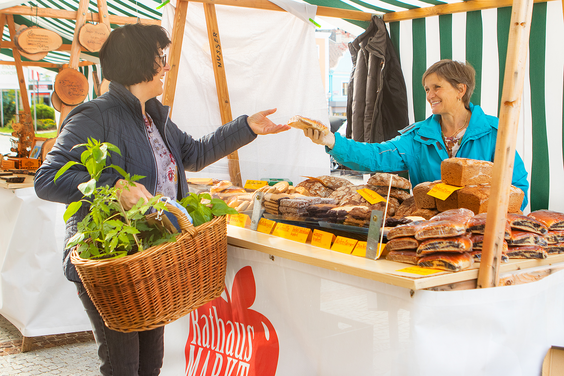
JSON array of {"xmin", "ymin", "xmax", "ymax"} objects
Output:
[{"xmin": 162, "ymin": 2, "xmax": 331, "ymax": 185}]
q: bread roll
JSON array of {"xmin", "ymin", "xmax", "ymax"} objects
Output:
[
  {"xmin": 417, "ymin": 252, "xmax": 474, "ymax": 272},
  {"xmin": 288, "ymin": 115, "xmax": 330, "ymax": 135},
  {"xmin": 441, "ymin": 158, "xmax": 493, "ymax": 186}
]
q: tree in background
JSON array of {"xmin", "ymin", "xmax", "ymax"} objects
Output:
[{"xmin": 2, "ymin": 89, "xmax": 16, "ymax": 127}]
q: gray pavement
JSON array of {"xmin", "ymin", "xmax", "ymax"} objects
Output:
[{"xmin": 0, "ymin": 315, "xmax": 99, "ymax": 375}]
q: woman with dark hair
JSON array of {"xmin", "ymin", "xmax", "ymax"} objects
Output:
[
  {"xmin": 303, "ymin": 59, "xmax": 529, "ymax": 209},
  {"xmin": 34, "ymin": 23, "xmax": 289, "ymax": 375}
]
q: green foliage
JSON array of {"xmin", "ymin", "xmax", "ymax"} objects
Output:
[
  {"xmin": 36, "ymin": 118, "xmax": 57, "ymax": 130},
  {"xmin": 31, "ymin": 103, "xmax": 55, "ymax": 120},
  {"xmin": 2, "ymin": 90, "xmax": 16, "ymax": 127},
  {"xmin": 179, "ymin": 192, "xmax": 238, "ymax": 227},
  {"xmin": 56, "ymin": 138, "xmax": 177, "ymax": 260}
]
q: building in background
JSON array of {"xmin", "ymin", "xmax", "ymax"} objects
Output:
[{"xmin": 315, "ymin": 28, "xmax": 356, "ymax": 117}]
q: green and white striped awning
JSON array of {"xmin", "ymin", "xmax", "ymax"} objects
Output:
[{"xmin": 0, "ymin": 0, "xmax": 163, "ymax": 66}]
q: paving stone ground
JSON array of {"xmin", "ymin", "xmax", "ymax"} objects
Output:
[{"xmin": 0, "ymin": 315, "xmax": 99, "ymax": 375}]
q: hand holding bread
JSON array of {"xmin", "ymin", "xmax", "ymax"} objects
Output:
[{"xmin": 287, "ymin": 115, "xmax": 335, "ymax": 148}]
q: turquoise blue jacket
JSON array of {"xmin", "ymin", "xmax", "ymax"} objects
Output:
[{"xmin": 328, "ymin": 103, "xmax": 529, "ymax": 209}]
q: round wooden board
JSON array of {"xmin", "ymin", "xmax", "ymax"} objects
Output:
[
  {"xmin": 51, "ymin": 90, "xmax": 62, "ymax": 112},
  {"xmin": 78, "ymin": 23, "xmax": 110, "ymax": 53},
  {"xmin": 18, "ymin": 26, "xmax": 62, "ymax": 54},
  {"xmin": 18, "ymin": 49, "xmax": 48, "ymax": 61},
  {"xmin": 54, "ymin": 68, "xmax": 89, "ymax": 106}
]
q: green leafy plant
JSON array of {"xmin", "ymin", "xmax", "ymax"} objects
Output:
[
  {"xmin": 54, "ymin": 138, "xmax": 177, "ymax": 260},
  {"xmin": 179, "ymin": 192, "xmax": 238, "ymax": 227}
]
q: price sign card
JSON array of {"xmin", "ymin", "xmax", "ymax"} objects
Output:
[
  {"xmin": 311, "ymin": 229, "xmax": 335, "ymax": 249},
  {"xmin": 227, "ymin": 214, "xmax": 249, "ymax": 228},
  {"xmin": 244, "ymin": 180, "xmax": 268, "ymax": 190},
  {"xmin": 331, "ymin": 236, "xmax": 358, "ymax": 254},
  {"xmin": 272, "ymin": 223, "xmax": 311, "ymax": 243},
  {"xmin": 396, "ymin": 266, "xmax": 443, "ymax": 276},
  {"xmin": 351, "ymin": 241, "xmax": 367, "ymax": 257},
  {"xmin": 187, "ymin": 178, "xmax": 213, "ymax": 185},
  {"xmin": 356, "ymin": 188, "xmax": 386, "ymax": 205},
  {"xmin": 256, "ymin": 218, "xmax": 276, "ymax": 234},
  {"xmin": 427, "ymin": 183, "xmax": 463, "ymax": 201}
]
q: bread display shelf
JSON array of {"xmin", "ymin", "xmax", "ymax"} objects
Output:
[
  {"xmin": 0, "ymin": 174, "xmax": 34, "ymax": 189},
  {"xmin": 227, "ymin": 225, "xmax": 564, "ymax": 290}
]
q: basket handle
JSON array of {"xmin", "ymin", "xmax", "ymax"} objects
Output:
[{"xmin": 164, "ymin": 202, "xmax": 197, "ymax": 237}]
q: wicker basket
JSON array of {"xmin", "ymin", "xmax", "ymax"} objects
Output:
[{"xmin": 70, "ymin": 204, "xmax": 227, "ymax": 333}]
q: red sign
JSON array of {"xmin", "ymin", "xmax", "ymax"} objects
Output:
[{"xmin": 185, "ymin": 266, "xmax": 279, "ymax": 375}]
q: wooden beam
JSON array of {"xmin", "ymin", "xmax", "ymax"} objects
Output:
[
  {"xmin": 96, "ymin": 0, "xmax": 111, "ymax": 29},
  {"xmin": 185, "ymin": 0, "xmax": 372, "ymax": 21},
  {"xmin": 162, "ymin": 0, "xmax": 189, "ymax": 114},
  {"xmin": 1, "ymin": 6, "xmax": 160, "ymax": 25},
  {"xmin": 477, "ymin": 0, "xmax": 534, "ymax": 288},
  {"xmin": 204, "ymin": 3, "xmax": 243, "ymax": 187},
  {"xmin": 384, "ymin": 0, "xmax": 553, "ymax": 22},
  {"xmin": 1, "ymin": 40, "xmax": 89, "ymax": 52},
  {"xmin": 0, "ymin": 60, "xmax": 96, "ymax": 68},
  {"xmin": 6, "ymin": 16, "xmax": 31, "ymax": 115}
]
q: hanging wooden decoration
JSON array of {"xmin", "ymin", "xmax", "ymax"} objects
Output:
[
  {"xmin": 14, "ymin": 25, "xmax": 48, "ymax": 61},
  {"xmin": 78, "ymin": 22, "xmax": 110, "ymax": 52},
  {"xmin": 54, "ymin": 68, "xmax": 89, "ymax": 106},
  {"xmin": 50, "ymin": 90, "xmax": 63, "ymax": 112},
  {"xmin": 16, "ymin": 26, "xmax": 62, "ymax": 54}
]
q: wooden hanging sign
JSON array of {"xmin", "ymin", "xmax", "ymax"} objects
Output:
[
  {"xmin": 17, "ymin": 26, "xmax": 62, "ymax": 54},
  {"xmin": 51, "ymin": 90, "xmax": 62, "ymax": 112},
  {"xmin": 54, "ymin": 68, "xmax": 89, "ymax": 106},
  {"xmin": 78, "ymin": 23, "xmax": 110, "ymax": 52}
]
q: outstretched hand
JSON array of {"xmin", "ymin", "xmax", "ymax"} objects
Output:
[
  {"xmin": 115, "ymin": 179, "xmax": 153, "ymax": 210},
  {"xmin": 247, "ymin": 108, "xmax": 291, "ymax": 135},
  {"xmin": 304, "ymin": 128, "xmax": 336, "ymax": 149}
]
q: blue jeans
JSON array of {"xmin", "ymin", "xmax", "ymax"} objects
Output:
[{"xmin": 75, "ymin": 283, "xmax": 165, "ymax": 376}]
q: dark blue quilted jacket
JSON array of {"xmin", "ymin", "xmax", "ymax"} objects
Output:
[{"xmin": 34, "ymin": 82, "xmax": 256, "ymax": 282}]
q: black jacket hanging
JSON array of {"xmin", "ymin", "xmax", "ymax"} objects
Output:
[{"xmin": 346, "ymin": 15, "xmax": 409, "ymax": 143}]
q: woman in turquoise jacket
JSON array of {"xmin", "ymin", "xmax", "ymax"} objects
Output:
[{"xmin": 305, "ymin": 60, "xmax": 529, "ymax": 209}]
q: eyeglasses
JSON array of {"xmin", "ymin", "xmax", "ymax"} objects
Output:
[{"xmin": 158, "ymin": 54, "xmax": 167, "ymax": 67}]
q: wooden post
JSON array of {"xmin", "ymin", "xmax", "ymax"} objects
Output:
[
  {"xmin": 203, "ymin": 3, "xmax": 242, "ymax": 187},
  {"xmin": 96, "ymin": 0, "xmax": 111, "ymax": 29},
  {"xmin": 6, "ymin": 15, "xmax": 31, "ymax": 115},
  {"xmin": 162, "ymin": 0, "xmax": 189, "ymax": 114},
  {"xmin": 58, "ymin": 0, "xmax": 90, "ymax": 132},
  {"xmin": 477, "ymin": 0, "xmax": 534, "ymax": 288}
]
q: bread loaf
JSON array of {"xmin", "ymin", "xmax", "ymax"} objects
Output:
[
  {"xmin": 367, "ymin": 173, "xmax": 411, "ymax": 190},
  {"xmin": 288, "ymin": 115, "xmax": 330, "ymax": 135},
  {"xmin": 413, "ymin": 181, "xmax": 440, "ymax": 209},
  {"xmin": 386, "ymin": 250, "xmax": 419, "ymax": 264},
  {"xmin": 457, "ymin": 184, "xmax": 490, "ymax": 214},
  {"xmin": 528, "ymin": 210, "xmax": 564, "ymax": 230},
  {"xmin": 435, "ymin": 190, "xmax": 459, "ymax": 212},
  {"xmin": 417, "ymin": 252, "xmax": 474, "ymax": 272},
  {"xmin": 441, "ymin": 158, "xmax": 493, "ymax": 186}
]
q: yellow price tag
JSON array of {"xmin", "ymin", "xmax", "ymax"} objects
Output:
[
  {"xmin": 227, "ymin": 214, "xmax": 249, "ymax": 228},
  {"xmin": 187, "ymin": 178, "xmax": 213, "ymax": 185},
  {"xmin": 331, "ymin": 236, "xmax": 358, "ymax": 254},
  {"xmin": 272, "ymin": 223, "xmax": 310, "ymax": 243},
  {"xmin": 311, "ymin": 229, "xmax": 335, "ymax": 249},
  {"xmin": 244, "ymin": 180, "xmax": 268, "ymax": 190},
  {"xmin": 351, "ymin": 241, "xmax": 367, "ymax": 257},
  {"xmin": 427, "ymin": 183, "xmax": 463, "ymax": 201},
  {"xmin": 357, "ymin": 188, "xmax": 386, "ymax": 205},
  {"xmin": 396, "ymin": 266, "xmax": 443, "ymax": 275},
  {"xmin": 256, "ymin": 218, "xmax": 276, "ymax": 234}
]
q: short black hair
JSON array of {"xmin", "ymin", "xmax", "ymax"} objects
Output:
[{"xmin": 99, "ymin": 24, "xmax": 171, "ymax": 86}]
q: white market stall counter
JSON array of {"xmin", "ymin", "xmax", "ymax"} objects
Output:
[
  {"xmin": 160, "ymin": 224, "xmax": 564, "ymax": 375},
  {"xmin": 226, "ymin": 225, "xmax": 564, "ymax": 291}
]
